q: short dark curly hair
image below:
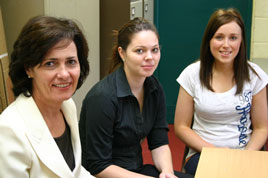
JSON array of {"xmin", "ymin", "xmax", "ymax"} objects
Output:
[{"xmin": 9, "ymin": 15, "xmax": 89, "ymax": 97}]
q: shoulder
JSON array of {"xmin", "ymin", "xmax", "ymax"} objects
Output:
[
  {"xmin": 82, "ymin": 74, "xmax": 118, "ymax": 110},
  {"xmin": 0, "ymin": 102, "xmax": 32, "ymax": 176},
  {"xmin": 248, "ymin": 61, "xmax": 266, "ymax": 73},
  {"xmin": 176, "ymin": 61, "xmax": 201, "ymax": 96},
  {"xmin": 185, "ymin": 61, "xmax": 200, "ymax": 73},
  {"xmin": 177, "ymin": 61, "xmax": 200, "ymax": 82},
  {"xmin": 178, "ymin": 61, "xmax": 200, "ymax": 78},
  {"xmin": 246, "ymin": 61, "xmax": 268, "ymax": 94},
  {"xmin": 148, "ymin": 75, "xmax": 161, "ymax": 87},
  {"xmin": 0, "ymin": 97, "xmax": 24, "ymax": 125},
  {"xmin": 90, "ymin": 72, "xmax": 116, "ymax": 95},
  {"xmin": 0, "ymin": 95, "xmax": 42, "ymax": 136},
  {"xmin": 0, "ymin": 97, "xmax": 30, "ymax": 152},
  {"xmin": 248, "ymin": 61, "xmax": 268, "ymax": 81},
  {"xmin": 0, "ymin": 104, "xmax": 26, "ymax": 137},
  {"xmin": 146, "ymin": 75, "xmax": 165, "ymax": 95}
]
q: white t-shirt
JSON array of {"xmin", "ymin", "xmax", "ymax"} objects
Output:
[{"xmin": 177, "ymin": 61, "xmax": 268, "ymax": 158}]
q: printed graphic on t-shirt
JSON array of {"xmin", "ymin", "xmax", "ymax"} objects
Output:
[{"xmin": 236, "ymin": 90, "xmax": 252, "ymax": 146}]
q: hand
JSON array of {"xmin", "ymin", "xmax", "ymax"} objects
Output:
[{"xmin": 159, "ymin": 172, "xmax": 178, "ymax": 178}]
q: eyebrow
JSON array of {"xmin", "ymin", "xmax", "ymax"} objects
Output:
[
  {"xmin": 44, "ymin": 58, "xmax": 57, "ymax": 60},
  {"xmin": 215, "ymin": 32, "xmax": 240, "ymax": 35},
  {"xmin": 135, "ymin": 44, "xmax": 159, "ymax": 48},
  {"xmin": 44, "ymin": 56, "xmax": 77, "ymax": 60},
  {"xmin": 66, "ymin": 56, "xmax": 77, "ymax": 60}
]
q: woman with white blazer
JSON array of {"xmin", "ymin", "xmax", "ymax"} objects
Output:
[{"xmin": 0, "ymin": 16, "xmax": 94, "ymax": 178}]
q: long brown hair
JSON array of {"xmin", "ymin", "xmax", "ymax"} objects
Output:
[
  {"xmin": 108, "ymin": 17, "xmax": 159, "ymax": 73},
  {"xmin": 199, "ymin": 8, "xmax": 257, "ymax": 94}
]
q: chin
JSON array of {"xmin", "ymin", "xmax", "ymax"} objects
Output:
[
  {"xmin": 147, "ymin": 72, "xmax": 155, "ymax": 77},
  {"xmin": 63, "ymin": 95, "xmax": 73, "ymax": 101},
  {"xmin": 55, "ymin": 94, "xmax": 73, "ymax": 102},
  {"xmin": 143, "ymin": 70, "xmax": 155, "ymax": 76}
]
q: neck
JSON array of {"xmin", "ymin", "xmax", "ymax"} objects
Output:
[
  {"xmin": 124, "ymin": 70, "xmax": 145, "ymax": 94},
  {"xmin": 32, "ymin": 94, "xmax": 66, "ymax": 137},
  {"xmin": 211, "ymin": 61, "xmax": 235, "ymax": 93},
  {"xmin": 32, "ymin": 94, "xmax": 62, "ymax": 120},
  {"xmin": 213, "ymin": 61, "xmax": 234, "ymax": 75}
]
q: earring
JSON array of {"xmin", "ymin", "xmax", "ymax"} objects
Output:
[
  {"xmin": 122, "ymin": 58, "xmax": 125, "ymax": 62},
  {"xmin": 28, "ymin": 75, "xmax": 31, "ymax": 78}
]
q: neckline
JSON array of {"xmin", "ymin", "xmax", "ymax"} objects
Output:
[{"xmin": 208, "ymin": 85, "xmax": 237, "ymax": 96}]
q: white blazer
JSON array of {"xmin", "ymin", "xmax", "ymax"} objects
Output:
[{"xmin": 0, "ymin": 94, "xmax": 94, "ymax": 178}]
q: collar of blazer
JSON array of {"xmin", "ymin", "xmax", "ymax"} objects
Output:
[{"xmin": 16, "ymin": 94, "xmax": 82, "ymax": 178}]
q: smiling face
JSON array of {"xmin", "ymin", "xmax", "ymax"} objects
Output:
[
  {"xmin": 119, "ymin": 30, "xmax": 160, "ymax": 80},
  {"xmin": 210, "ymin": 21, "xmax": 242, "ymax": 66},
  {"xmin": 26, "ymin": 40, "xmax": 80, "ymax": 106}
]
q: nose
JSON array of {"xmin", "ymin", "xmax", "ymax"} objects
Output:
[
  {"xmin": 223, "ymin": 38, "xmax": 230, "ymax": 48},
  {"xmin": 57, "ymin": 65, "xmax": 70, "ymax": 80},
  {"xmin": 145, "ymin": 51, "xmax": 153, "ymax": 60}
]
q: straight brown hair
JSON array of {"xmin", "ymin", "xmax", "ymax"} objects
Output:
[{"xmin": 199, "ymin": 8, "xmax": 258, "ymax": 94}]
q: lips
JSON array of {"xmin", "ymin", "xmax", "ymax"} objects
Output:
[
  {"xmin": 220, "ymin": 51, "xmax": 231, "ymax": 55},
  {"xmin": 142, "ymin": 65, "xmax": 154, "ymax": 67},
  {"xmin": 53, "ymin": 83, "xmax": 71, "ymax": 88},
  {"xmin": 142, "ymin": 65, "xmax": 155, "ymax": 70},
  {"xmin": 220, "ymin": 51, "xmax": 232, "ymax": 57}
]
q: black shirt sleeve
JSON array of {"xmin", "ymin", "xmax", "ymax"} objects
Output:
[
  {"xmin": 147, "ymin": 80, "xmax": 169, "ymax": 150},
  {"xmin": 79, "ymin": 91, "xmax": 117, "ymax": 175}
]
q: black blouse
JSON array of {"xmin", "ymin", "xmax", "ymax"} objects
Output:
[
  {"xmin": 79, "ymin": 67, "xmax": 169, "ymax": 175},
  {"xmin": 54, "ymin": 120, "xmax": 75, "ymax": 171}
]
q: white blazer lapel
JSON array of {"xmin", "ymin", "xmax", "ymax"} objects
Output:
[
  {"xmin": 16, "ymin": 95, "xmax": 73, "ymax": 178},
  {"xmin": 61, "ymin": 98, "xmax": 82, "ymax": 178}
]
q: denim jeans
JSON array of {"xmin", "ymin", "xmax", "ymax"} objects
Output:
[{"xmin": 184, "ymin": 153, "xmax": 200, "ymax": 176}]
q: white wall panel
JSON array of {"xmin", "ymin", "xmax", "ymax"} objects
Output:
[{"xmin": 45, "ymin": 0, "xmax": 100, "ymax": 115}]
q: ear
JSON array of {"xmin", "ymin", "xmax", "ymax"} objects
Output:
[
  {"xmin": 25, "ymin": 67, "xmax": 33, "ymax": 78},
  {"xmin": 118, "ymin": 47, "xmax": 125, "ymax": 62}
]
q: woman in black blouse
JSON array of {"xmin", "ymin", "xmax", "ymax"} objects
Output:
[{"xmin": 79, "ymin": 17, "xmax": 193, "ymax": 178}]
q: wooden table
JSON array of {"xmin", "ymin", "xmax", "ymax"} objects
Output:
[{"xmin": 195, "ymin": 147, "xmax": 268, "ymax": 178}]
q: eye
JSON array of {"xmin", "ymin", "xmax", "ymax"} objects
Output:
[
  {"xmin": 44, "ymin": 61, "xmax": 55, "ymax": 67},
  {"xmin": 136, "ymin": 49, "xmax": 144, "ymax": 54},
  {"xmin": 152, "ymin": 47, "xmax": 159, "ymax": 53},
  {"xmin": 68, "ymin": 59, "xmax": 78, "ymax": 65},
  {"xmin": 230, "ymin": 36, "xmax": 238, "ymax": 40},
  {"xmin": 66, "ymin": 57, "xmax": 79, "ymax": 66},
  {"xmin": 215, "ymin": 35, "xmax": 223, "ymax": 40}
]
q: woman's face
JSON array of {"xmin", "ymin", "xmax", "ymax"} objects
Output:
[
  {"xmin": 210, "ymin": 21, "xmax": 242, "ymax": 65},
  {"xmin": 26, "ymin": 40, "xmax": 80, "ymax": 105},
  {"xmin": 119, "ymin": 30, "xmax": 160, "ymax": 80}
]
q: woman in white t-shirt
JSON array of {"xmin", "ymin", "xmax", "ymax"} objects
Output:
[{"xmin": 174, "ymin": 8, "xmax": 268, "ymax": 176}]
